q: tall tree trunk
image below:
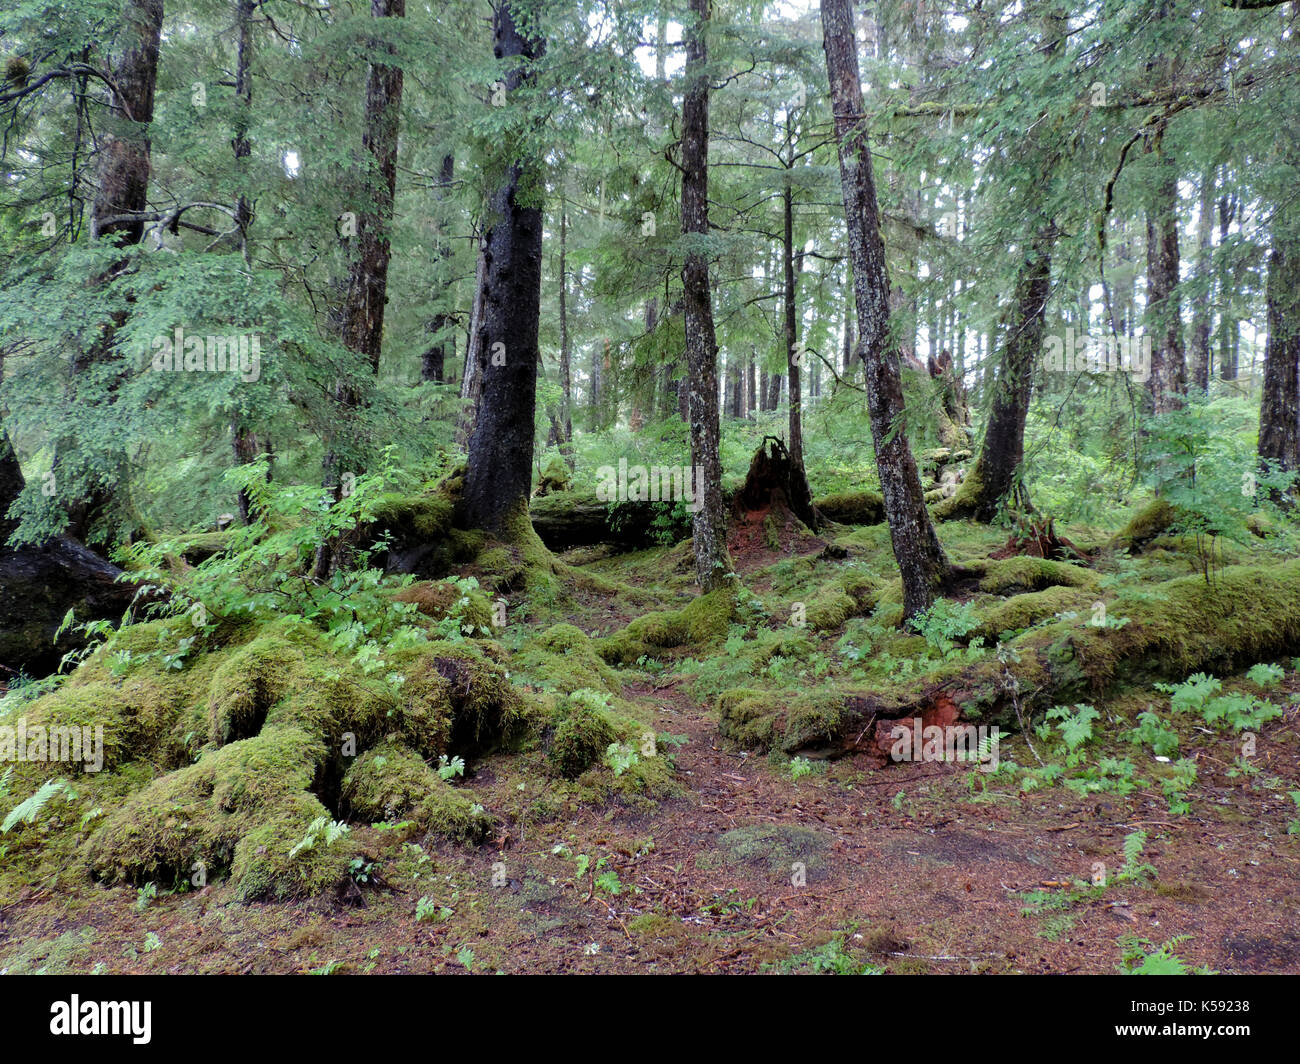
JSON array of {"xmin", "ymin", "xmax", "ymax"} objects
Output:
[
  {"xmin": 314, "ymin": 0, "xmax": 405, "ymax": 577},
  {"xmin": 681, "ymin": 0, "xmax": 731, "ymax": 591},
  {"xmin": 1218, "ymin": 179, "xmax": 1239, "ymax": 381},
  {"xmin": 1144, "ymin": 123, "xmax": 1187, "ymax": 415},
  {"xmin": 940, "ymin": 224, "xmax": 1055, "ymax": 520},
  {"xmin": 338, "ymin": 0, "xmax": 405, "ymax": 376},
  {"xmin": 558, "ymin": 208, "xmax": 573, "ymax": 458},
  {"xmin": 456, "ymin": 1, "xmax": 545, "ymax": 540},
  {"xmin": 456, "ymin": 242, "xmax": 489, "ymax": 447},
  {"xmin": 421, "ymin": 152, "xmax": 456, "ymax": 383},
  {"xmin": 1258, "ymin": 240, "xmax": 1300, "ymax": 478},
  {"xmin": 782, "ymin": 172, "xmax": 819, "ymax": 528},
  {"xmin": 1188, "ymin": 166, "xmax": 1214, "ymax": 393},
  {"xmin": 821, "ymin": 0, "xmax": 949, "ymax": 619},
  {"xmin": 231, "ymin": 0, "xmax": 268, "ymax": 525}
]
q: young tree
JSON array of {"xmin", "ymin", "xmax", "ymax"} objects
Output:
[{"xmin": 821, "ymin": 0, "xmax": 950, "ymax": 619}]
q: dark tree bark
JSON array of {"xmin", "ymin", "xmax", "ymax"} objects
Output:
[
  {"xmin": 339, "ymin": 0, "xmax": 405, "ymax": 375},
  {"xmin": 90, "ymin": 0, "xmax": 164, "ymax": 246},
  {"xmin": 557, "ymin": 208, "xmax": 573, "ymax": 454},
  {"xmin": 939, "ymin": 224, "xmax": 1055, "ymax": 521},
  {"xmin": 822, "ymin": 0, "xmax": 949, "ymax": 620},
  {"xmin": 456, "ymin": 1, "xmax": 545, "ymax": 540},
  {"xmin": 681, "ymin": 0, "xmax": 731, "ymax": 590},
  {"xmin": 1144, "ymin": 124, "xmax": 1187, "ymax": 415},
  {"xmin": 1258, "ymin": 240, "xmax": 1300, "ymax": 477},
  {"xmin": 421, "ymin": 152, "xmax": 456, "ymax": 384},
  {"xmin": 1218, "ymin": 180, "xmax": 1239, "ymax": 381},
  {"xmin": 314, "ymin": 0, "xmax": 405, "ymax": 576}
]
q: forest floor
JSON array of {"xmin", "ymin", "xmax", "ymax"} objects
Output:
[{"xmin": 2, "ymin": 513, "xmax": 1299, "ymax": 974}]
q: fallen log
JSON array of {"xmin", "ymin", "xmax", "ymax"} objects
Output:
[
  {"xmin": 0, "ymin": 536, "xmax": 139, "ymax": 678},
  {"xmin": 719, "ymin": 560, "xmax": 1300, "ymax": 760}
]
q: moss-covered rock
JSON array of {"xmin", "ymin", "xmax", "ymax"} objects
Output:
[
  {"xmin": 803, "ymin": 571, "xmax": 879, "ymax": 632},
  {"xmin": 1107, "ymin": 497, "xmax": 1179, "ymax": 553},
  {"xmin": 548, "ymin": 690, "xmax": 619, "ymax": 779},
  {"xmin": 392, "ymin": 579, "xmax": 495, "ymax": 635},
  {"xmin": 717, "ymin": 687, "xmax": 845, "ymax": 754}
]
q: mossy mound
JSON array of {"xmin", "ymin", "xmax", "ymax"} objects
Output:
[
  {"xmin": 595, "ymin": 587, "xmax": 738, "ymax": 665},
  {"xmin": 973, "ymin": 585, "xmax": 1091, "ymax": 642},
  {"xmin": 547, "ymin": 690, "xmax": 620, "ymax": 779},
  {"xmin": 717, "ymin": 687, "xmax": 846, "ymax": 754},
  {"xmin": 516, "ymin": 624, "xmax": 621, "ymax": 695},
  {"xmin": 803, "ymin": 570, "xmax": 879, "ymax": 632},
  {"xmin": 973, "ymin": 557, "xmax": 1099, "ymax": 594},
  {"xmin": 0, "ymin": 615, "xmax": 534, "ymax": 902},
  {"xmin": 1107, "ymin": 497, "xmax": 1179, "ymax": 553},
  {"xmin": 341, "ymin": 743, "xmax": 496, "ymax": 842},
  {"xmin": 814, "ymin": 490, "xmax": 885, "ymax": 526}
]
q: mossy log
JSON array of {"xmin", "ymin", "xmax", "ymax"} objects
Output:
[
  {"xmin": 720, "ymin": 561, "xmax": 1300, "ymax": 760},
  {"xmin": 813, "ymin": 489, "xmax": 885, "ymax": 526},
  {"xmin": 0, "ymin": 537, "xmax": 140, "ymax": 678}
]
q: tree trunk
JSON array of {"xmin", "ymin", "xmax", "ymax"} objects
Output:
[
  {"xmin": 1144, "ymin": 126, "xmax": 1187, "ymax": 415},
  {"xmin": 421, "ymin": 152, "xmax": 456, "ymax": 384},
  {"xmin": 938, "ymin": 224, "xmax": 1055, "ymax": 521},
  {"xmin": 1218, "ymin": 180, "xmax": 1239, "ymax": 381},
  {"xmin": 821, "ymin": 0, "xmax": 949, "ymax": 620},
  {"xmin": 681, "ymin": 0, "xmax": 731, "ymax": 591},
  {"xmin": 338, "ymin": 0, "xmax": 405, "ymax": 375},
  {"xmin": 1258, "ymin": 240, "xmax": 1300, "ymax": 477},
  {"xmin": 456, "ymin": 1, "xmax": 545, "ymax": 540},
  {"xmin": 558, "ymin": 208, "xmax": 573, "ymax": 456},
  {"xmin": 782, "ymin": 172, "xmax": 819, "ymax": 528},
  {"xmin": 231, "ymin": 0, "xmax": 266, "ymax": 525}
]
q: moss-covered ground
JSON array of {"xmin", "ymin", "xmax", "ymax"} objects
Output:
[{"xmin": 1, "ymin": 492, "xmax": 1298, "ymax": 974}]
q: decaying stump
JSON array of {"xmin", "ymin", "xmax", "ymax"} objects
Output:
[{"xmin": 734, "ymin": 436, "xmax": 822, "ymax": 532}]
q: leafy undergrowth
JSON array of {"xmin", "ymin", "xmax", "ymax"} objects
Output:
[{"xmin": 2, "ymin": 483, "xmax": 1299, "ymax": 973}]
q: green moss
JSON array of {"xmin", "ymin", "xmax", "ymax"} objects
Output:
[
  {"xmin": 717, "ymin": 687, "xmax": 844, "ymax": 754},
  {"xmin": 1108, "ymin": 497, "xmax": 1178, "ymax": 552},
  {"xmin": 814, "ymin": 490, "xmax": 885, "ymax": 525},
  {"xmin": 1, "ymin": 610, "xmax": 536, "ymax": 902},
  {"xmin": 974, "ymin": 585, "xmax": 1090, "ymax": 641},
  {"xmin": 393, "ymin": 580, "xmax": 495, "ymax": 634},
  {"xmin": 548, "ymin": 692, "xmax": 618, "ymax": 779},
  {"xmin": 595, "ymin": 587, "xmax": 738, "ymax": 665},
  {"xmin": 975, "ymin": 557, "xmax": 1099, "ymax": 594},
  {"xmin": 341, "ymin": 742, "xmax": 495, "ymax": 842},
  {"xmin": 804, "ymin": 571, "xmax": 879, "ymax": 631},
  {"xmin": 516, "ymin": 623, "xmax": 621, "ymax": 695}
]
